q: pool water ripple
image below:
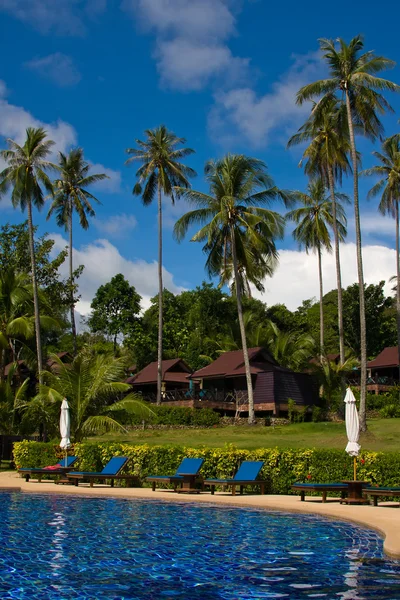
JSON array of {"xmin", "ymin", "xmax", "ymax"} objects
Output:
[{"xmin": 0, "ymin": 492, "xmax": 400, "ymax": 599}]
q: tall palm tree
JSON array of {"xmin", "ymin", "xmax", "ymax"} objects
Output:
[
  {"xmin": 125, "ymin": 125, "xmax": 196, "ymax": 405},
  {"xmin": 361, "ymin": 136, "xmax": 400, "ymax": 379},
  {"xmin": 47, "ymin": 148, "xmax": 108, "ymax": 355},
  {"xmin": 288, "ymin": 96, "xmax": 352, "ymax": 365},
  {"xmin": 0, "ymin": 127, "xmax": 57, "ymax": 379},
  {"xmin": 173, "ymin": 154, "xmax": 285, "ymax": 423},
  {"xmin": 296, "ymin": 35, "xmax": 399, "ymax": 430},
  {"xmin": 287, "ymin": 179, "xmax": 348, "ymax": 355}
]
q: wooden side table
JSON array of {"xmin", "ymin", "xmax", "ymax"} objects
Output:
[
  {"xmin": 174, "ymin": 473, "xmax": 201, "ymax": 494},
  {"xmin": 341, "ymin": 480, "xmax": 369, "ymax": 504}
]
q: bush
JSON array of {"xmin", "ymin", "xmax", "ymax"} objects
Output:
[
  {"xmin": 380, "ymin": 404, "xmax": 400, "ymax": 418},
  {"xmin": 14, "ymin": 441, "xmax": 400, "ymax": 493},
  {"xmin": 131, "ymin": 406, "xmax": 220, "ymax": 427}
]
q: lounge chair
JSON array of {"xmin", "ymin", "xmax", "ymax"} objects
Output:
[
  {"xmin": 291, "ymin": 482, "xmax": 347, "ymax": 503},
  {"xmin": 203, "ymin": 460, "xmax": 267, "ymax": 495},
  {"xmin": 18, "ymin": 456, "xmax": 79, "ymax": 483},
  {"xmin": 146, "ymin": 457, "xmax": 204, "ymax": 493},
  {"xmin": 364, "ymin": 486, "xmax": 400, "ymax": 506},
  {"xmin": 67, "ymin": 456, "xmax": 138, "ymax": 488}
]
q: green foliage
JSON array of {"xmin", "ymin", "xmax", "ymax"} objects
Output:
[
  {"xmin": 131, "ymin": 406, "xmax": 220, "ymax": 427},
  {"xmin": 15, "ymin": 440, "xmax": 400, "ymax": 492}
]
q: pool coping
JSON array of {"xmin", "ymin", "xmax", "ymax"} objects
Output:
[{"xmin": 1, "ymin": 470, "xmax": 400, "ymax": 558}]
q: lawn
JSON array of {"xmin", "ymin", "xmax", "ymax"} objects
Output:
[{"xmin": 90, "ymin": 418, "xmax": 400, "ymax": 452}]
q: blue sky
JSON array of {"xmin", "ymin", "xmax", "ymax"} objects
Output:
[{"xmin": 0, "ymin": 0, "xmax": 400, "ymax": 316}]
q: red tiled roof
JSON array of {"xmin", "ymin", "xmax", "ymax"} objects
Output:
[
  {"xmin": 368, "ymin": 346, "xmax": 399, "ymax": 369},
  {"xmin": 191, "ymin": 347, "xmax": 279, "ymax": 379},
  {"xmin": 130, "ymin": 358, "xmax": 191, "ymax": 385}
]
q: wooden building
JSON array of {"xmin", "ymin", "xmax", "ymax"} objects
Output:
[{"xmin": 127, "ymin": 358, "xmax": 193, "ymax": 402}]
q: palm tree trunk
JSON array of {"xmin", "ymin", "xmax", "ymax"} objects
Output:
[
  {"xmin": 69, "ymin": 201, "xmax": 77, "ymax": 356},
  {"xmin": 317, "ymin": 245, "xmax": 324, "ymax": 357},
  {"xmin": 27, "ymin": 199, "xmax": 43, "ymax": 383},
  {"xmin": 328, "ymin": 166, "xmax": 345, "ymax": 365},
  {"xmin": 156, "ymin": 181, "xmax": 163, "ymax": 406},
  {"xmin": 396, "ymin": 199, "xmax": 400, "ymax": 384},
  {"xmin": 230, "ymin": 225, "xmax": 255, "ymax": 424},
  {"xmin": 345, "ymin": 89, "xmax": 367, "ymax": 432}
]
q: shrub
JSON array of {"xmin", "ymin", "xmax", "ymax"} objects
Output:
[
  {"xmin": 14, "ymin": 441, "xmax": 400, "ymax": 493},
  {"xmin": 131, "ymin": 406, "xmax": 220, "ymax": 427},
  {"xmin": 380, "ymin": 404, "xmax": 400, "ymax": 419}
]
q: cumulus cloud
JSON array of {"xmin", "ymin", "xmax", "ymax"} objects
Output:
[
  {"xmin": 24, "ymin": 53, "xmax": 81, "ymax": 87},
  {"xmin": 94, "ymin": 213, "xmax": 137, "ymax": 238},
  {"xmin": 89, "ymin": 162, "xmax": 122, "ymax": 194},
  {"xmin": 252, "ymin": 243, "xmax": 396, "ymax": 311},
  {"xmin": 208, "ymin": 52, "xmax": 324, "ymax": 148},
  {"xmin": 123, "ymin": 0, "xmax": 249, "ymax": 90},
  {"xmin": 50, "ymin": 234, "xmax": 185, "ymax": 315},
  {"xmin": 0, "ymin": 0, "xmax": 107, "ymax": 36}
]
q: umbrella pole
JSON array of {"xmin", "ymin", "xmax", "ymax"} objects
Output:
[{"xmin": 354, "ymin": 457, "xmax": 357, "ymax": 481}]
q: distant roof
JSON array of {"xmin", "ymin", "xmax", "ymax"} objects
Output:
[
  {"xmin": 310, "ymin": 353, "xmax": 340, "ymax": 365},
  {"xmin": 130, "ymin": 358, "xmax": 191, "ymax": 385},
  {"xmin": 368, "ymin": 346, "xmax": 399, "ymax": 369},
  {"xmin": 191, "ymin": 347, "xmax": 284, "ymax": 379},
  {"xmin": 4, "ymin": 352, "xmax": 71, "ymax": 376}
]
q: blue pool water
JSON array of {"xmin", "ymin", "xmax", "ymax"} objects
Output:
[{"xmin": 1, "ymin": 493, "xmax": 400, "ymax": 599}]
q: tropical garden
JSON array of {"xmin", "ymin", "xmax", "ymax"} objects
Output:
[{"xmin": 1, "ymin": 35, "xmax": 400, "ymax": 447}]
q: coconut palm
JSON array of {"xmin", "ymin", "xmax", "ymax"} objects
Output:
[
  {"xmin": 125, "ymin": 126, "xmax": 196, "ymax": 405},
  {"xmin": 288, "ymin": 97, "xmax": 352, "ymax": 365},
  {"xmin": 0, "ymin": 128, "xmax": 58, "ymax": 380},
  {"xmin": 0, "ymin": 363, "xmax": 30, "ymax": 434},
  {"xmin": 287, "ymin": 179, "xmax": 348, "ymax": 355},
  {"xmin": 47, "ymin": 148, "xmax": 108, "ymax": 355},
  {"xmin": 361, "ymin": 136, "xmax": 400, "ymax": 379},
  {"xmin": 173, "ymin": 154, "xmax": 286, "ymax": 423},
  {"xmin": 296, "ymin": 36, "xmax": 399, "ymax": 430},
  {"xmin": 32, "ymin": 353, "xmax": 153, "ymax": 442},
  {"xmin": 265, "ymin": 323, "xmax": 316, "ymax": 371}
]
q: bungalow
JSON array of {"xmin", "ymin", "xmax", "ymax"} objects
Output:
[
  {"xmin": 127, "ymin": 358, "xmax": 193, "ymax": 402},
  {"xmin": 190, "ymin": 347, "xmax": 318, "ymax": 416},
  {"xmin": 366, "ymin": 346, "xmax": 400, "ymax": 392}
]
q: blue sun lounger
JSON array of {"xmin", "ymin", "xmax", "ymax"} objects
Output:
[
  {"xmin": 291, "ymin": 482, "xmax": 347, "ymax": 502},
  {"xmin": 204, "ymin": 460, "xmax": 267, "ymax": 495},
  {"xmin": 18, "ymin": 456, "xmax": 79, "ymax": 483},
  {"xmin": 67, "ymin": 456, "xmax": 138, "ymax": 488},
  {"xmin": 146, "ymin": 457, "xmax": 204, "ymax": 492}
]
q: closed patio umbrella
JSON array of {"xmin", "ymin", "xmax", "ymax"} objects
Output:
[
  {"xmin": 60, "ymin": 398, "xmax": 70, "ymax": 467},
  {"xmin": 344, "ymin": 388, "xmax": 360, "ymax": 480}
]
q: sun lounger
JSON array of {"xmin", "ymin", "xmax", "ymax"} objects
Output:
[
  {"xmin": 291, "ymin": 482, "xmax": 347, "ymax": 502},
  {"xmin": 67, "ymin": 456, "xmax": 138, "ymax": 487},
  {"xmin": 18, "ymin": 456, "xmax": 79, "ymax": 483},
  {"xmin": 364, "ymin": 486, "xmax": 400, "ymax": 506},
  {"xmin": 203, "ymin": 461, "xmax": 267, "ymax": 495},
  {"xmin": 146, "ymin": 457, "xmax": 204, "ymax": 492}
]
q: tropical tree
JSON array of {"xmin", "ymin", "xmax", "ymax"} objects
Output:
[
  {"xmin": 31, "ymin": 353, "xmax": 153, "ymax": 442},
  {"xmin": 47, "ymin": 148, "xmax": 108, "ymax": 355},
  {"xmin": 0, "ymin": 363, "xmax": 30, "ymax": 434},
  {"xmin": 287, "ymin": 179, "xmax": 348, "ymax": 355},
  {"xmin": 0, "ymin": 128, "xmax": 58, "ymax": 379},
  {"xmin": 173, "ymin": 154, "xmax": 286, "ymax": 423},
  {"xmin": 265, "ymin": 323, "xmax": 316, "ymax": 371},
  {"xmin": 361, "ymin": 135, "xmax": 400, "ymax": 379},
  {"xmin": 288, "ymin": 96, "xmax": 352, "ymax": 364},
  {"xmin": 125, "ymin": 126, "xmax": 196, "ymax": 405},
  {"xmin": 296, "ymin": 36, "xmax": 399, "ymax": 430}
]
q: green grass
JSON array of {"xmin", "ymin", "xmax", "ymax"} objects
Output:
[{"xmin": 89, "ymin": 418, "xmax": 400, "ymax": 452}]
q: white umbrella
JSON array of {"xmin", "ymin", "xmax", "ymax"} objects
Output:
[
  {"xmin": 344, "ymin": 387, "xmax": 361, "ymax": 480},
  {"xmin": 60, "ymin": 398, "xmax": 70, "ymax": 467}
]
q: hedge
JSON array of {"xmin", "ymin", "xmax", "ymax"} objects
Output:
[{"xmin": 13, "ymin": 440, "xmax": 400, "ymax": 493}]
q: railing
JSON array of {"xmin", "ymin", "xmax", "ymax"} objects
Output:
[
  {"xmin": 138, "ymin": 389, "xmax": 249, "ymax": 404},
  {"xmin": 347, "ymin": 377, "xmax": 397, "ymax": 387}
]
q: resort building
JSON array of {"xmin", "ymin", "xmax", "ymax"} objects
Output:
[{"xmin": 127, "ymin": 358, "xmax": 194, "ymax": 402}]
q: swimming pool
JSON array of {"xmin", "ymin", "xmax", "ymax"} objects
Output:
[{"xmin": 0, "ymin": 492, "xmax": 399, "ymax": 599}]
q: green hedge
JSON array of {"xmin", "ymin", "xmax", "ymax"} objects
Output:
[{"xmin": 13, "ymin": 440, "xmax": 400, "ymax": 493}]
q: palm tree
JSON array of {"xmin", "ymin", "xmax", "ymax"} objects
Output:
[
  {"xmin": 287, "ymin": 179, "xmax": 348, "ymax": 355},
  {"xmin": 0, "ymin": 128, "xmax": 58, "ymax": 380},
  {"xmin": 47, "ymin": 148, "xmax": 108, "ymax": 355},
  {"xmin": 361, "ymin": 136, "xmax": 400, "ymax": 380},
  {"xmin": 296, "ymin": 36, "xmax": 399, "ymax": 431},
  {"xmin": 288, "ymin": 96, "xmax": 352, "ymax": 365},
  {"xmin": 265, "ymin": 323, "xmax": 316, "ymax": 371},
  {"xmin": 0, "ymin": 363, "xmax": 29, "ymax": 434},
  {"xmin": 125, "ymin": 125, "xmax": 196, "ymax": 405},
  {"xmin": 32, "ymin": 353, "xmax": 153, "ymax": 442},
  {"xmin": 173, "ymin": 154, "xmax": 285, "ymax": 423}
]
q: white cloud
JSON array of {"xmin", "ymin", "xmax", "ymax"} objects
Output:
[
  {"xmin": 94, "ymin": 213, "xmax": 137, "ymax": 237},
  {"xmin": 252, "ymin": 243, "xmax": 396, "ymax": 311},
  {"xmin": 50, "ymin": 234, "xmax": 185, "ymax": 315},
  {"xmin": 0, "ymin": 0, "xmax": 107, "ymax": 36},
  {"xmin": 89, "ymin": 162, "xmax": 122, "ymax": 194},
  {"xmin": 25, "ymin": 53, "xmax": 81, "ymax": 87},
  {"xmin": 208, "ymin": 52, "xmax": 324, "ymax": 148},
  {"xmin": 123, "ymin": 0, "xmax": 249, "ymax": 91}
]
